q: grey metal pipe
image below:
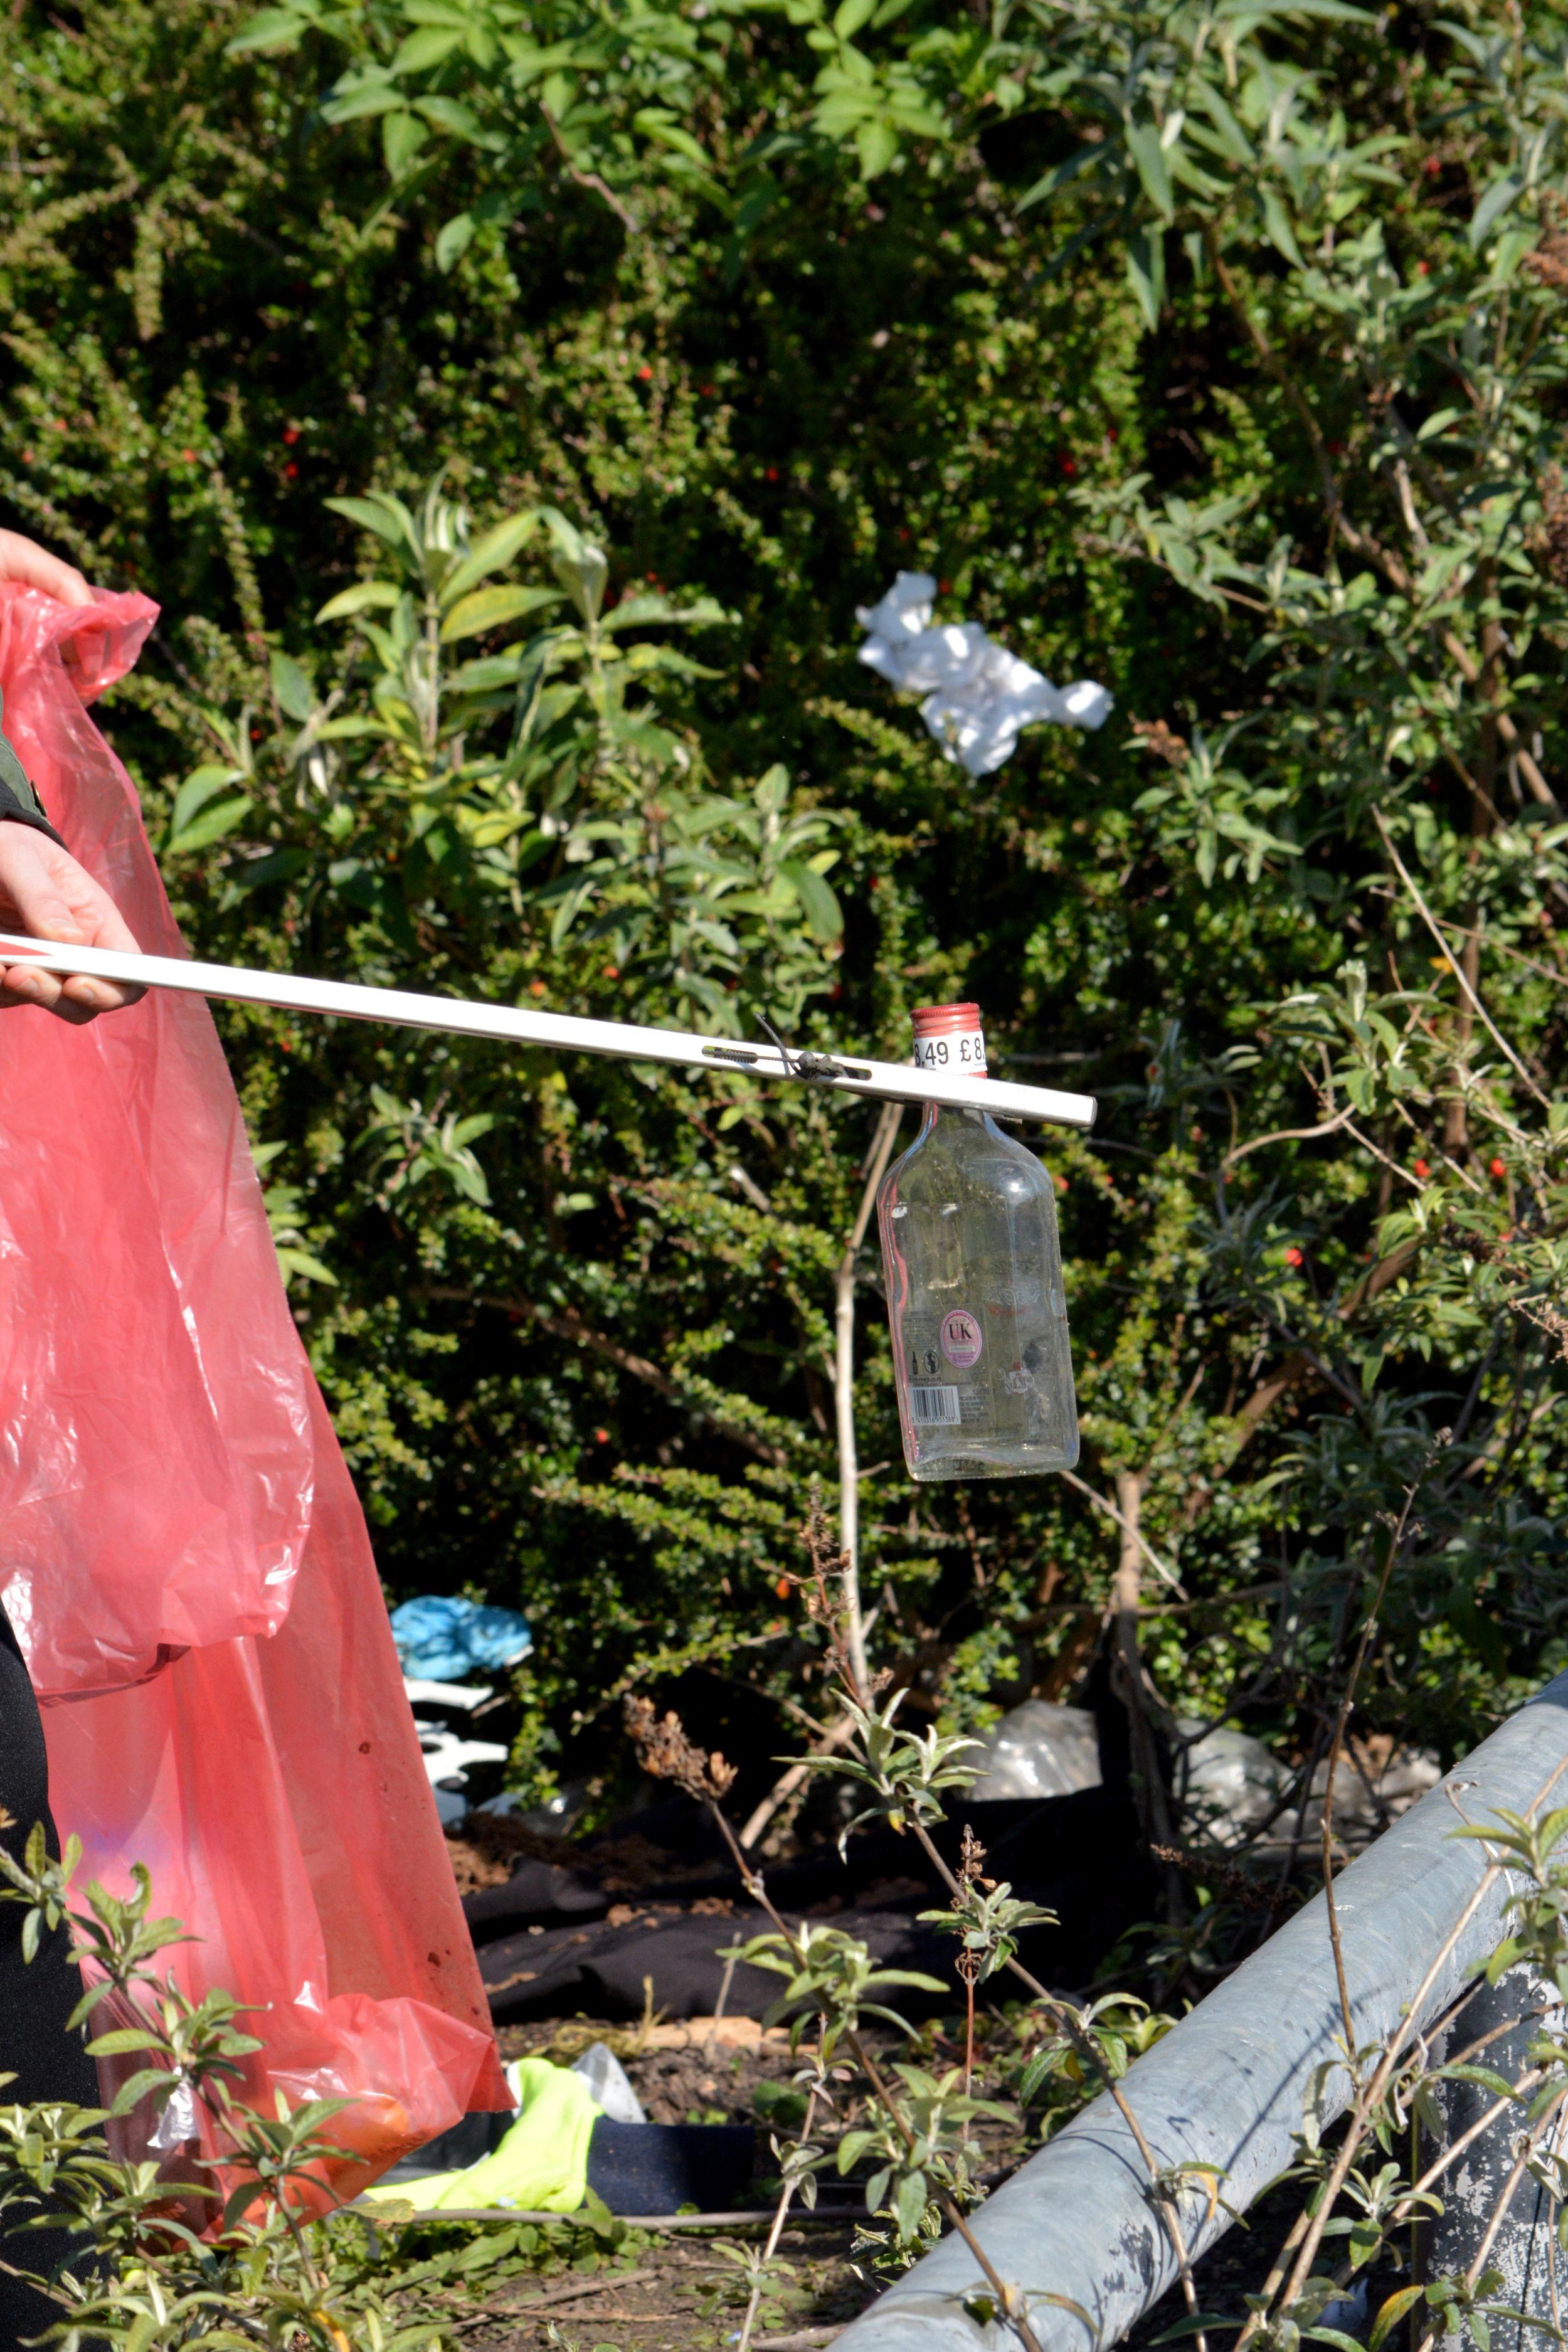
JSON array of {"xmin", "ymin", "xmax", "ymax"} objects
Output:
[
  {"xmin": 1421, "ymin": 1965, "xmax": 1567, "ymax": 2349},
  {"xmin": 837, "ymin": 1670, "xmax": 1568, "ymax": 2351}
]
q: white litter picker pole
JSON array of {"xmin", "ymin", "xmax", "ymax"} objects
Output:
[{"xmin": 0, "ymin": 931, "xmax": 1097, "ymax": 1130}]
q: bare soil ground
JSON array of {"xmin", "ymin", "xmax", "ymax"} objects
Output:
[
  {"xmin": 401, "ymin": 2006, "xmax": 1267, "ymax": 2349},
  {"xmin": 391, "ymin": 2010, "xmax": 1313, "ymax": 2350}
]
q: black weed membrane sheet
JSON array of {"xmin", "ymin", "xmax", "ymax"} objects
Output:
[{"xmin": 461, "ymin": 1789, "xmax": 1155, "ymax": 2024}]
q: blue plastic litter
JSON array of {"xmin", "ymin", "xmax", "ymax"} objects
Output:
[{"xmin": 391, "ymin": 1596, "xmax": 534, "ymax": 1683}]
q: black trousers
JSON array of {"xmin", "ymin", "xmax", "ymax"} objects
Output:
[{"xmin": 0, "ymin": 1608, "xmax": 99, "ymax": 2344}]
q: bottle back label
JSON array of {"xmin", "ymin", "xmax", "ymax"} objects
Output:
[{"xmin": 910, "ymin": 1383, "xmax": 961, "ymax": 1424}]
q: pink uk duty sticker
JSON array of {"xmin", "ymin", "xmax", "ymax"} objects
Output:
[{"xmin": 940, "ymin": 1308, "xmax": 983, "ymax": 1369}]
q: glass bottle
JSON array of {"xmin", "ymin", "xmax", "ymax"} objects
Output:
[{"xmin": 876, "ymin": 1002, "xmax": 1079, "ymax": 1481}]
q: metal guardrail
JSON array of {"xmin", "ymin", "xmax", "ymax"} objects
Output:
[{"xmin": 838, "ymin": 1671, "xmax": 1568, "ymax": 2351}]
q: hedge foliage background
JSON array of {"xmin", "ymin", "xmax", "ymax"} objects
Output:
[{"xmin": 4, "ymin": 0, "xmax": 1567, "ymax": 1857}]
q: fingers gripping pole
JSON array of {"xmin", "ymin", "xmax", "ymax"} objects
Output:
[{"xmin": 0, "ymin": 933, "xmax": 1098, "ymax": 1130}]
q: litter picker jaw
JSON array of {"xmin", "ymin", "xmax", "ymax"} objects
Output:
[{"xmin": 0, "ymin": 931, "xmax": 1098, "ymax": 1131}]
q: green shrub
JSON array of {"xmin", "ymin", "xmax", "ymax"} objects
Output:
[{"xmin": 1, "ymin": 0, "xmax": 1565, "ymax": 1828}]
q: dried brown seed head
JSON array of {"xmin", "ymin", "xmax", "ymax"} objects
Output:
[
  {"xmin": 1131, "ymin": 717, "xmax": 1189, "ymax": 767},
  {"xmin": 622, "ymin": 1693, "xmax": 738, "ymax": 1804}
]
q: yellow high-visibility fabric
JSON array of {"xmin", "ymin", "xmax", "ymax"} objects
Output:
[{"xmin": 363, "ymin": 2058, "xmax": 596, "ymax": 2215}]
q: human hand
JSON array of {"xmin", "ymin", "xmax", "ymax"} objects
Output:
[
  {"xmin": 0, "ymin": 529, "xmax": 93, "ymax": 607},
  {"xmin": 0, "ymin": 826, "xmax": 142, "ymax": 1022}
]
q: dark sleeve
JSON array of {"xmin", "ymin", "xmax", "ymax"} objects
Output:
[{"xmin": 0, "ymin": 726, "xmax": 65, "ymax": 850}]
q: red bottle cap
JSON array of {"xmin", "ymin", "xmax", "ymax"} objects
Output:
[
  {"xmin": 911, "ymin": 1002, "xmax": 982, "ymax": 1038},
  {"xmin": 910, "ymin": 1002, "xmax": 987, "ymax": 1077}
]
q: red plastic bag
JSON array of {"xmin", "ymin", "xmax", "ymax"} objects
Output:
[
  {"xmin": 0, "ymin": 588, "xmax": 312, "ymax": 1697},
  {"xmin": 0, "ymin": 584, "xmax": 508, "ymax": 2195}
]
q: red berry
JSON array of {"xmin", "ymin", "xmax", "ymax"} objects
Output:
[
  {"xmin": 636, "ymin": 364, "xmax": 652, "ymax": 381},
  {"xmin": 1285, "ymin": 1246, "xmax": 1303, "ymax": 1267},
  {"xmin": 765, "ymin": 465, "xmax": 778, "ymax": 482},
  {"xmin": 283, "ymin": 461, "xmax": 299, "ymax": 480},
  {"xmin": 1414, "ymin": 1158, "xmax": 1431, "ymax": 1179},
  {"xmin": 181, "ymin": 447, "xmax": 196, "ymax": 464},
  {"xmin": 282, "ymin": 426, "xmax": 300, "ymax": 446},
  {"xmin": 1060, "ymin": 454, "xmax": 1077, "ymax": 476},
  {"xmin": 1491, "ymin": 1158, "xmax": 1507, "ymax": 1178},
  {"xmin": 593, "ymin": 1428, "xmax": 610, "ymax": 1444}
]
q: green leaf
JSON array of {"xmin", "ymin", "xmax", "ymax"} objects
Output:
[
  {"xmin": 446, "ymin": 653, "xmax": 527, "ymax": 695},
  {"xmin": 166, "ymin": 794, "xmax": 253, "ymax": 857},
  {"xmin": 219, "ymin": 847, "xmax": 310, "ymax": 905},
  {"xmin": 271, "ymin": 650, "xmax": 314, "ymax": 720},
  {"xmin": 276, "ymin": 1244, "xmax": 339, "ymax": 1286},
  {"xmin": 780, "ymin": 858, "xmax": 842, "ymax": 943},
  {"xmin": 1470, "ymin": 173, "xmax": 1522, "ymax": 250},
  {"xmin": 601, "ymin": 590, "xmax": 732, "ymax": 633},
  {"xmin": 442, "ymin": 511, "xmax": 542, "ymax": 602},
  {"xmin": 1261, "ymin": 188, "xmax": 1303, "ymax": 267},
  {"xmin": 225, "ymin": 7, "xmax": 308, "ymax": 53},
  {"xmin": 416, "ymin": 94, "xmax": 492, "ymax": 142},
  {"xmin": 1126, "ymin": 226, "xmax": 1166, "ymax": 328},
  {"xmin": 893, "ymin": 2168, "xmax": 928, "ymax": 2241},
  {"xmin": 622, "ymin": 640, "xmax": 722, "ymax": 679},
  {"xmin": 634, "ymin": 109, "xmax": 714, "ymax": 171},
  {"xmin": 86, "ymin": 2026, "xmax": 168, "ymax": 2056},
  {"xmin": 1126, "ymin": 122, "xmax": 1174, "ymax": 222},
  {"xmin": 1431, "ymin": 2063, "xmax": 1520, "ymax": 2099},
  {"xmin": 316, "ymin": 580, "xmax": 401, "ymax": 622},
  {"xmin": 1186, "ymin": 82, "xmax": 1254, "ymax": 165},
  {"xmin": 439, "ymin": 585, "xmax": 562, "ymax": 642},
  {"xmin": 325, "ymin": 494, "xmax": 416, "ymax": 550},
  {"xmin": 856, "ymin": 116, "xmax": 899, "ymax": 178},
  {"xmin": 167, "ymin": 763, "xmax": 245, "ymax": 836},
  {"xmin": 111, "ymin": 2067, "xmax": 189, "ymax": 2117},
  {"xmin": 322, "ymin": 75, "xmax": 405, "ymax": 124},
  {"xmin": 435, "ymin": 211, "xmax": 477, "ymax": 270},
  {"xmin": 391, "ymin": 24, "xmax": 463, "ymax": 71},
  {"xmin": 383, "ymin": 109, "xmax": 430, "ymax": 176}
]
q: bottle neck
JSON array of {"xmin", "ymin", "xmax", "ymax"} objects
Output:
[
  {"xmin": 911, "ymin": 1013, "xmax": 992, "ymax": 1138},
  {"xmin": 916, "ymin": 1101, "xmax": 997, "ymax": 1140}
]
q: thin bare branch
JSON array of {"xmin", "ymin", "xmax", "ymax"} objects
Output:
[
  {"xmin": 1057, "ymin": 1465, "xmax": 1186, "ymax": 1594},
  {"xmin": 1374, "ymin": 808, "xmax": 1550, "ymax": 1108},
  {"xmin": 834, "ymin": 1100, "xmax": 904, "ymax": 1701}
]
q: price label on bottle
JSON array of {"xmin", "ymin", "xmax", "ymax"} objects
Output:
[{"xmin": 913, "ymin": 1027, "xmax": 987, "ymax": 1074}]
